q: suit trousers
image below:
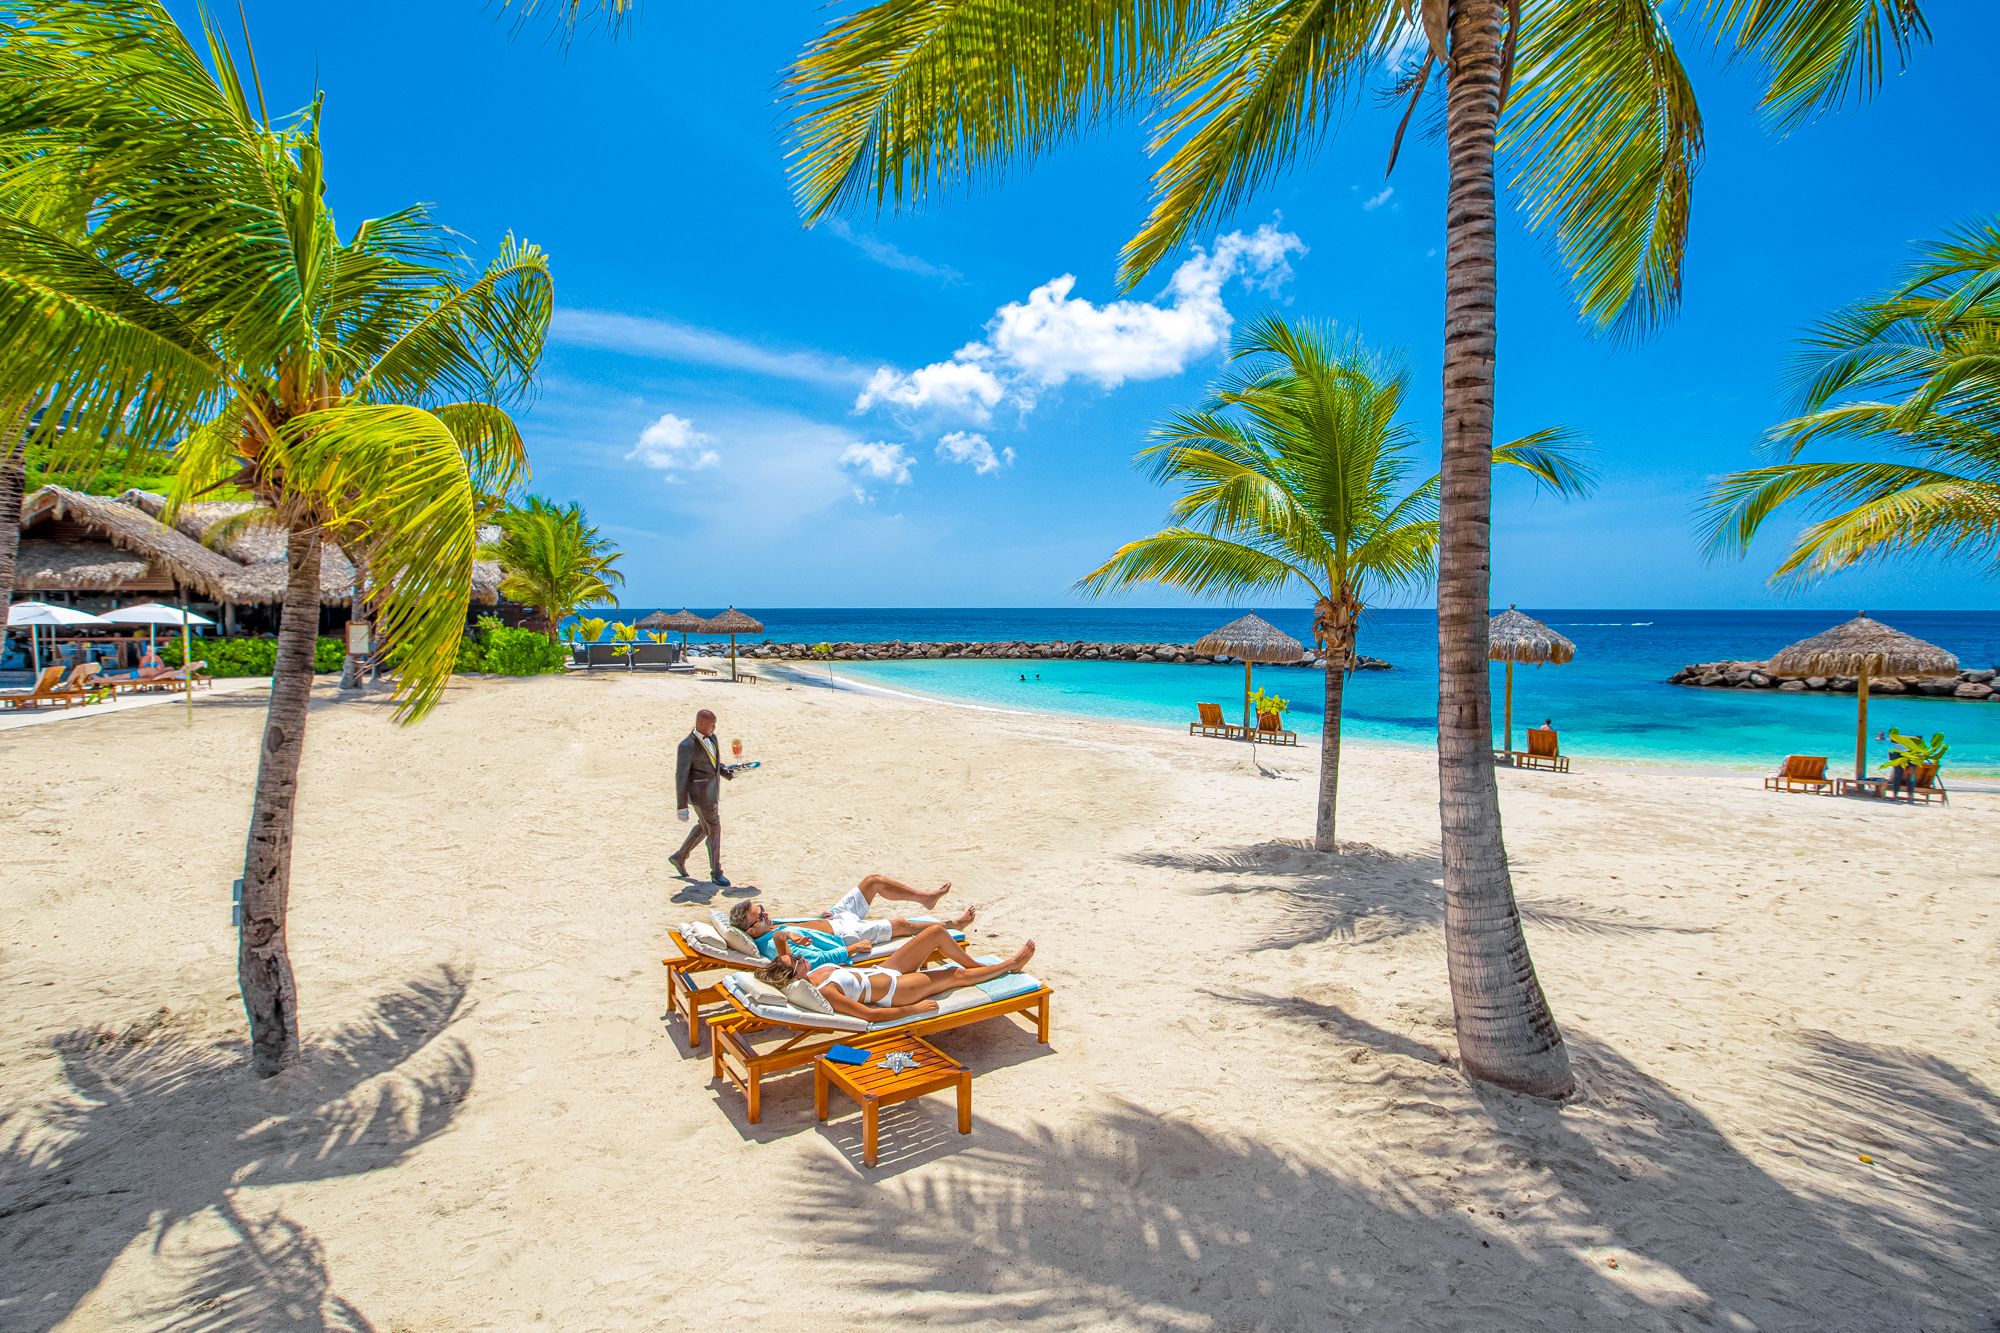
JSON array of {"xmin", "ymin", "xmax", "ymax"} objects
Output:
[{"xmin": 676, "ymin": 798, "xmax": 722, "ymax": 874}]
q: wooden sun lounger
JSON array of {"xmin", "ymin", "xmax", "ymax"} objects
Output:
[
  {"xmin": 708, "ymin": 977, "xmax": 1053, "ymax": 1123},
  {"xmin": 1251, "ymin": 717, "xmax": 1299, "ymax": 747},
  {"xmin": 1764, "ymin": 754, "xmax": 1833, "ymax": 794},
  {"xmin": 1189, "ymin": 701, "xmax": 1242, "ymax": 740},
  {"xmin": 0, "ymin": 665, "xmax": 72, "ymax": 709},
  {"xmin": 1506, "ymin": 726, "xmax": 1568, "ymax": 772}
]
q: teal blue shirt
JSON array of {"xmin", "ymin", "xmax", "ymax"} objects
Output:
[{"xmin": 754, "ymin": 924, "xmax": 849, "ymax": 970}]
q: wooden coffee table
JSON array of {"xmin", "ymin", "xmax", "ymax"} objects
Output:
[{"xmin": 814, "ymin": 1033, "xmax": 970, "ymax": 1167}]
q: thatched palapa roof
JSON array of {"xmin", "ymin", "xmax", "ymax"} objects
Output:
[
  {"xmin": 19, "ymin": 486, "xmax": 501, "ymax": 607},
  {"xmin": 699, "ymin": 607, "xmax": 764, "ymax": 635},
  {"xmin": 647, "ymin": 608, "xmax": 705, "ymax": 631},
  {"xmin": 1193, "ymin": 613, "xmax": 1304, "ymax": 664},
  {"xmin": 1768, "ymin": 613, "xmax": 1957, "ymax": 679},
  {"xmin": 1488, "ymin": 606, "xmax": 1575, "ymax": 666}
]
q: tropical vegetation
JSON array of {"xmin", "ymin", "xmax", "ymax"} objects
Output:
[
  {"xmin": 162, "ymin": 635, "xmax": 346, "ymax": 677},
  {"xmin": 572, "ymin": 615, "xmax": 613, "ymax": 644},
  {"xmin": 456, "ymin": 613, "xmax": 570, "ymax": 675},
  {"xmin": 778, "ymin": 0, "xmax": 1928, "ymax": 1098},
  {"xmin": 488, "ymin": 493, "xmax": 625, "ymax": 638},
  {"xmin": 1705, "ymin": 218, "xmax": 2000, "ymax": 580},
  {"xmin": 1079, "ymin": 316, "xmax": 1589, "ymax": 852},
  {"xmin": 0, "ymin": 2, "xmax": 552, "ymax": 1076}
]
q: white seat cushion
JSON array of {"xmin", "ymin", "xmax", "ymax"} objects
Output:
[{"xmin": 720, "ymin": 964, "xmax": 1043, "ymax": 1034}]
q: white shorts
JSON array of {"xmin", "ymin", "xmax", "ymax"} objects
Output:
[{"xmin": 825, "ymin": 884, "xmax": 892, "ymax": 946}]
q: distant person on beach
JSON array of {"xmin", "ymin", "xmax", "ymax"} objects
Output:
[
  {"xmin": 757, "ymin": 928, "xmax": 1034, "ymax": 1019},
  {"xmin": 730, "ymin": 876, "xmax": 976, "ymax": 968},
  {"xmin": 671, "ymin": 709, "xmax": 734, "ymax": 886}
]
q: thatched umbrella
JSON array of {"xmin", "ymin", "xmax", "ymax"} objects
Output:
[
  {"xmin": 636, "ymin": 608, "xmax": 702, "ymax": 653},
  {"xmin": 698, "ymin": 607, "xmax": 765, "ymax": 682},
  {"xmin": 1768, "ymin": 613, "xmax": 1958, "ymax": 779},
  {"xmin": 1193, "ymin": 612, "xmax": 1304, "ymax": 733},
  {"xmin": 1488, "ymin": 606, "xmax": 1575, "ymax": 757}
]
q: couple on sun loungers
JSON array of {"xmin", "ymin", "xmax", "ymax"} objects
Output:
[{"xmin": 729, "ymin": 874, "xmax": 1034, "ymax": 1022}]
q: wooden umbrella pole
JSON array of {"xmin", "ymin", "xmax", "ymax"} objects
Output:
[
  {"xmin": 182, "ymin": 614, "xmax": 193, "ymax": 717},
  {"xmin": 1854, "ymin": 667, "xmax": 1870, "ymax": 779},
  {"xmin": 1504, "ymin": 660, "xmax": 1515, "ymax": 756},
  {"xmin": 730, "ymin": 633, "xmax": 738, "ymax": 682},
  {"xmin": 1242, "ymin": 660, "xmax": 1252, "ymax": 734}
]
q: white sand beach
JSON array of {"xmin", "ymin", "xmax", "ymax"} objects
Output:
[{"xmin": 2, "ymin": 672, "xmax": 1995, "ymax": 1331}]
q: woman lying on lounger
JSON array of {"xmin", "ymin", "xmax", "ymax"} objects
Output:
[{"xmin": 757, "ymin": 922, "xmax": 1034, "ymax": 1021}]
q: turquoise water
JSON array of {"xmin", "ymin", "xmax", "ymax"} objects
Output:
[{"xmin": 671, "ymin": 609, "xmax": 2000, "ymax": 776}]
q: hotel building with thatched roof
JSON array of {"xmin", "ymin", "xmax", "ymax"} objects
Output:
[{"xmin": 15, "ymin": 485, "xmax": 505, "ymax": 634}]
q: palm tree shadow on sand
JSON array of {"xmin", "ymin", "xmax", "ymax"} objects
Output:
[
  {"xmin": 1129, "ymin": 839, "xmax": 1716, "ymax": 952},
  {"xmin": 0, "ymin": 966, "xmax": 474, "ymax": 1332},
  {"xmin": 795, "ymin": 1006, "xmax": 1999, "ymax": 1330}
]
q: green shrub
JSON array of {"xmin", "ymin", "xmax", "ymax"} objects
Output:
[
  {"xmin": 480, "ymin": 626, "xmax": 566, "ymax": 675},
  {"xmin": 160, "ymin": 635, "xmax": 344, "ymax": 676}
]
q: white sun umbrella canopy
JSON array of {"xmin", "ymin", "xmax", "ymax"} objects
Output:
[
  {"xmin": 103, "ymin": 602, "xmax": 215, "ymax": 651},
  {"xmin": 7, "ymin": 600, "xmax": 109, "ymax": 674}
]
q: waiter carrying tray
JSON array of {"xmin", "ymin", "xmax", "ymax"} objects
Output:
[{"xmin": 671, "ymin": 708, "xmax": 735, "ymax": 886}]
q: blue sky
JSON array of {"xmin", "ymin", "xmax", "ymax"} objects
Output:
[{"xmin": 191, "ymin": 2, "xmax": 1994, "ymax": 610}]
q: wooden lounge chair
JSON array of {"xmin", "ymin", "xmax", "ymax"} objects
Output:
[
  {"xmin": 1764, "ymin": 754, "xmax": 1833, "ymax": 794},
  {"xmin": 1251, "ymin": 715, "xmax": 1299, "ymax": 747},
  {"xmin": 1189, "ymin": 701, "xmax": 1241, "ymax": 740},
  {"xmin": 0, "ymin": 665, "xmax": 71, "ymax": 709},
  {"xmin": 708, "ymin": 967, "xmax": 1052, "ymax": 1124},
  {"xmin": 1512, "ymin": 727, "xmax": 1569, "ymax": 773}
]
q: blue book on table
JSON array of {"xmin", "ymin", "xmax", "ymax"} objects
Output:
[{"xmin": 825, "ymin": 1044, "xmax": 870, "ymax": 1065}]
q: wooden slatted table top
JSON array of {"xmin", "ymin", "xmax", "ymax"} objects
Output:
[{"xmin": 817, "ymin": 1033, "xmax": 964, "ymax": 1100}]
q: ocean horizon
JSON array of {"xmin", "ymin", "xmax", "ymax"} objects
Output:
[{"xmin": 581, "ymin": 607, "xmax": 2000, "ymax": 775}]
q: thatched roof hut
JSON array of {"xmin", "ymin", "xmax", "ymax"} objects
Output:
[
  {"xmin": 1487, "ymin": 607, "xmax": 1575, "ymax": 666},
  {"xmin": 17, "ymin": 486, "xmax": 501, "ymax": 608},
  {"xmin": 1192, "ymin": 613, "xmax": 1303, "ymax": 664},
  {"xmin": 1768, "ymin": 613, "xmax": 1957, "ymax": 679},
  {"xmin": 655, "ymin": 608, "xmax": 705, "ymax": 632}
]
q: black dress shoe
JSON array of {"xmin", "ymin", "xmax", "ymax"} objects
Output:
[{"xmin": 711, "ymin": 872, "xmax": 731, "ymax": 888}]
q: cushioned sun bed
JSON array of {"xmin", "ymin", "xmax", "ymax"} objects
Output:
[{"xmin": 708, "ymin": 963, "xmax": 1051, "ymax": 1124}]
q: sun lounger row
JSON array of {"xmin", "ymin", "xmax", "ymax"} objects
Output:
[
  {"xmin": 663, "ymin": 911, "xmax": 1051, "ymax": 1126},
  {"xmin": 0, "ymin": 660, "xmax": 210, "ymax": 710},
  {"xmin": 1188, "ymin": 701, "xmax": 1297, "ymax": 746},
  {"xmin": 1764, "ymin": 754, "xmax": 1948, "ymax": 803}
]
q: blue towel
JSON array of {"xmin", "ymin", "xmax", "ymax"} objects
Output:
[{"xmin": 972, "ymin": 972, "xmax": 1040, "ymax": 1002}]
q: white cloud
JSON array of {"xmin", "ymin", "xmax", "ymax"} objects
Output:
[
  {"xmin": 855, "ymin": 357, "xmax": 1007, "ymax": 421},
  {"xmin": 935, "ymin": 431, "xmax": 1016, "ymax": 475},
  {"xmin": 1363, "ymin": 186, "xmax": 1395, "ymax": 211},
  {"xmin": 553, "ymin": 309, "xmax": 871, "ymax": 389},
  {"xmin": 627, "ymin": 412, "xmax": 720, "ymax": 482},
  {"xmin": 840, "ymin": 440, "xmax": 915, "ymax": 486},
  {"xmin": 825, "ymin": 219, "xmax": 961, "ymax": 281},
  {"xmin": 856, "ymin": 221, "xmax": 1306, "ymax": 422}
]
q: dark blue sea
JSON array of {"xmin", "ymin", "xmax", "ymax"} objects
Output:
[{"xmin": 583, "ymin": 608, "xmax": 2000, "ymax": 774}]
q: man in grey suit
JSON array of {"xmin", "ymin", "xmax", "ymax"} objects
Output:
[{"xmin": 671, "ymin": 708, "xmax": 734, "ymax": 886}]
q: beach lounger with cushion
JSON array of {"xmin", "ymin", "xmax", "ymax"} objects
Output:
[
  {"xmin": 1189, "ymin": 702, "xmax": 1242, "ymax": 740},
  {"xmin": 664, "ymin": 914, "xmax": 969, "ymax": 1049},
  {"xmin": 1764, "ymin": 754, "xmax": 1833, "ymax": 794},
  {"xmin": 0, "ymin": 665, "xmax": 73, "ymax": 709},
  {"xmin": 708, "ymin": 963, "xmax": 1052, "ymax": 1123},
  {"xmin": 1509, "ymin": 727, "xmax": 1569, "ymax": 773}
]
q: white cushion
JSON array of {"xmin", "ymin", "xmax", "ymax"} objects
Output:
[
  {"xmin": 784, "ymin": 978, "xmax": 834, "ymax": 1014},
  {"xmin": 678, "ymin": 921, "xmax": 757, "ymax": 965},
  {"xmin": 720, "ymin": 968, "xmax": 1043, "ymax": 1035},
  {"xmin": 721, "ymin": 924, "xmax": 762, "ymax": 957},
  {"xmin": 735, "ymin": 974, "xmax": 790, "ymax": 1010}
]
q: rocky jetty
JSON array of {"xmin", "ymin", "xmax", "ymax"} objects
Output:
[
  {"xmin": 1668, "ymin": 660, "xmax": 1998, "ymax": 700},
  {"xmin": 744, "ymin": 639, "xmax": 1392, "ymax": 671}
]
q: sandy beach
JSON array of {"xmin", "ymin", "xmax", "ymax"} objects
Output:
[{"xmin": 2, "ymin": 671, "xmax": 1995, "ymax": 1332}]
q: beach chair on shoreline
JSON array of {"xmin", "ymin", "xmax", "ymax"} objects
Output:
[
  {"xmin": 707, "ymin": 966, "xmax": 1052, "ymax": 1124},
  {"xmin": 1511, "ymin": 727, "xmax": 1568, "ymax": 772},
  {"xmin": 1251, "ymin": 715, "xmax": 1299, "ymax": 747},
  {"xmin": 1189, "ymin": 702, "xmax": 1242, "ymax": 740},
  {"xmin": 1764, "ymin": 755, "xmax": 1833, "ymax": 794}
]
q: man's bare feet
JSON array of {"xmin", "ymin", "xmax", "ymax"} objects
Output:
[
  {"xmin": 948, "ymin": 905, "xmax": 978, "ymax": 930},
  {"xmin": 914, "ymin": 880, "xmax": 952, "ymax": 909},
  {"xmin": 1003, "ymin": 940, "xmax": 1036, "ymax": 972}
]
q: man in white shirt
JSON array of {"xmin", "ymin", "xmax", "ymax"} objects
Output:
[{"xmin": 671, "ymin": 708, "xmax": 734, "ymax": 886}]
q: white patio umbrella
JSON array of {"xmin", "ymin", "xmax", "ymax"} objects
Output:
[
  {"xmin": 7, "ymin": 600, "xmax": 108, "ymax": 675},
  {"xmin": 103, "ymin": 601, "xmax": 215, "ymax": 653}
]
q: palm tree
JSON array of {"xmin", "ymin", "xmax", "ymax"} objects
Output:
[
  {"xmin": 1705, "ymin": 217, "xmax": 2000, "ymax": 577},
  {"xmin": 0, "ymin": 3, "xmax": 552, "ymax": 1075},
  {"xmin": 488, "ymin": 494, "xmax": 626, "ymax": 638},
  {"xmin": 1079, "ymin": 314, "xmax": 1589, "ymax": 850},
  {"xmin": 779, "ymin": 0, "xmax": 1928, "ymax": 1098}
]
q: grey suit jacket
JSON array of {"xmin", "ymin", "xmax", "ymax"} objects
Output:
[{"xmin": 675, "ymin": 731, "xmax": 727, "ymax": 808}]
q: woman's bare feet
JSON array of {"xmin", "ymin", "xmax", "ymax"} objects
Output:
[
  {"xmin": 1003, "ymin": 940, "xmax": 1035, "ymax": 972},
  {"xmin": 914, "ymin": 880, "xmax": 952, "ymax": 909},
  {"xmin": 948, "ymin": 904, "xmax": 978, "ymax": 930}
]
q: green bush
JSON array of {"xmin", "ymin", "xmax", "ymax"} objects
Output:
[
  {"xmin": 452, "ymin": 617, "xmax": 566, "ymax": 676},
  {"xmin": 160, "ymin": 636, "xmax": 345, "ymax": 676}
]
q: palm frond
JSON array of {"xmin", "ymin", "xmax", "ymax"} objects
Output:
[
  {"xmin": 1699, "ymin": 0, "xmax": 1930, "ymax": 133},
  {"xmin": 1074, "ymin": 526, "xmax": 1309, "ymax": 598},
  {"xmin": 1488, "ymin": 425, "xmax": 1598, "ymax": 496}
]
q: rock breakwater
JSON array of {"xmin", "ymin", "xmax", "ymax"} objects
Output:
[
  {"xmin": 1668, "ymin": 660, "xmax": 1998, "ymax": 700},
  {"xmin": 745, "ymin": 640, "xmax": 1392, "ymax": 671}
]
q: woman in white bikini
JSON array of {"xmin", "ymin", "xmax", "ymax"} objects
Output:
[{"xmin": 757, "ymin": 922, "xmax": 1034, "ymax": 1022}]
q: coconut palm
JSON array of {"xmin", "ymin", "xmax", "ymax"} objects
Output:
[
  {"xmin": 0, "ymin": 2, "xmax": 552, "ymax": 1075},
  {"xmin": 779, "ymin": 0, "xmax": 1927, "ymax": 1098},
  {"xmin": 1079, "ymin": 314, "xmax": 1589, "ymax": 850},
  {"xmin": 1705, "ymin": 217, "xmax": 2000, "ymax": 578},
  {"xmin": 488, "ymin": 494, "xmax": 626, "ymax": 638}
]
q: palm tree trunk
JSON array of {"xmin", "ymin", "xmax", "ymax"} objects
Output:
[
  {"xmin": 1438, "ymin": 0, "xmax": 1572, "ymax": 1098},
  {"xmin": 239, "ymin": 522, "xmax": 320, "ymax": 1076},
  {"xmin": 1316, "ymin": 654, "xmax": 1347, "ymax": 852},
  {"xmin": 0, "ymin": 404, "xmax": 31, "ymax": 617}
]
